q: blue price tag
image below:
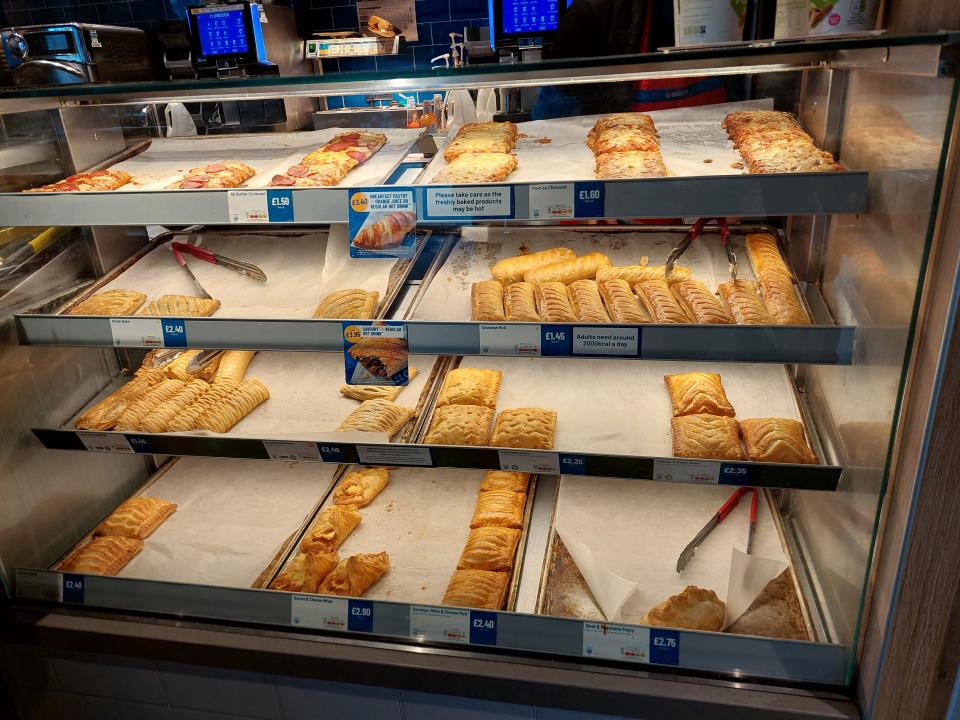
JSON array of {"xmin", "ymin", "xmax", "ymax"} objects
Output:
[
  {"xmin": 161, "ymin": 318, "xmax": 187, "ymax": 348},
  {"xmin": 719, "ymin": 463, "xmax": 756, "ymax": 485},
  {"xmin": 348, "ymin": 600, "xmax": 374, "ymax": 632},
  {"xmin": 62, "ymin": 573, "xmax": 84, "ymax": 604},
  {"xmin": 559, "ymin": 454, "xmax": 588, "ymax": 475},
  {"xmin": 649, "ymin": 629, "xmax": 679, "ymax": 665},
  {"xmin": 541, "ymin": 325, "xmax": 572, "ymax": 356},
  {"xmin": 574, "ymin": 181, "xmax": 605, "ymax": 217},
  {"xmin": 318, "ymin": 444, "xmax": 348, "ymax": 463},
  {"xmin": 469, "ymin": 611, "xmax": 498, "ymax": 645},
  {"xmin": 267, "ymin": 190, "xmax": 294, "ymax": 222},
  {"xmin": 125, "ymin": 435, "xmax": 156, "ymax": 453}
]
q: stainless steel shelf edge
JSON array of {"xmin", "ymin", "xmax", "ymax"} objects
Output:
[{"xmin": 13, "ymin": 568, "xmax": 850, "ymax": 685}]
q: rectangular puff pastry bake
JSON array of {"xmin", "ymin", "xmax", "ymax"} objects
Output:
[
  {"xmin": 599, "ymin": 279, "xmax": 650, "ymax": 323},
  {"xmin": 479, "ymin": 470, "xmax": 530, "ymax": 493},
  {"xmin": 593, "ymin": 125, "xmax": 660, "ymax": 155},
  {"xmin": 432, "ymin": 153, "xmax": 517, "ymax": 184},
  {"xmin": 504, "ymin": 282, "xmax": 540, "ymax": 321},
  {"xmin": 169, "ymin": 162, "xmax": 256, "ymax": 189},
  {"xmin": 596, "ymin": 150, "xmax": 668, "ymax": 179},
  {"xmin": 587, "ymin": 113, "xmax": 655, "ymax": 150},
  {"xmin": 26, "ymin": 168, "xmax": 133, "ymax": 193},
  {"xmin": 567, "ymin": 280, "xmax": 611, "ymax": 323},
  {"xmin": 67, "ymin": 289, "xmax": 147, "ymax": 316},
  {"xmin": 491, "ymin": 247, "xmax": 576, "ymax": 284},
  {"xmin": 336, "ymin": 399, "xmax": 415, "ymax": 437},
  {"xmin": 640, "ymin": 585, "xmax": 725, "ymax": 631},
  {"xmin": 138, "ymin": 295, "xmax": 221, "ymax": 317},
  {"xmin": 471, "ymin": 280, "xmax": 506, "ymax": 321},
  {"xmin": 313, "ymin": 289, "xmax": 379, "ymax": 319},
  {"xmin": 333, "ymin": 466, "xmax": 390, "ymax": 508},
  {"xmin": 596, "ymin": 265, "xmax": 691, "ymax": 285},
  {"xmin": 270, "ymin": 551, "xmax": 339, "ymax": 593},
  {"xmin": 523, "ymin": 252, "xmax": 612, "ymax": 285},
  {"xmin": 423, "ymin": 405, "xmax": 494, "ymax": 446},
  {"xmin": 339, "ymin": 367, "xmax": 418, "ymax": 402},
  {"xmin": 635, "ymin": 280, "xmax": 692, "ymax": 323},
  {"xmin": 670, "ymin": 280, "xmax": 732, "ymax": 324},
  {"xmin": 442, "ymin": 569, "xmax": 509, "ymax": 609},
  {"xmin": 348, "ymin": 337, "xmax": 408, "ymax": 379},
  {"xmin": 471, "ymin": 490, "xmax": 526, "ymax": 529},
  {"xmin": 436, "ymin": 367, "xmax": 502, "ymax": 409},
  {"xmin": 717, "ymin": 279, "xmax": 775, "ymax": 325},
  {"xmin": 301, "ymin": 505, "xmax": 362, "ymax": 554},
  {"xmin": 318, "ymin": 551, "xmax": 390, "ymax": 596},
  {"xmin": 59, "ymin": 536, "xmax": 142, "ymax": 576},
  {"xmin": 739, "ymin": 417, "xmax": 818, "ymax": 464},
  {"xmin": 491, "ymin": 407, "xmax": 557, "ymax": 450},
  {"xmin": 94, "ymin": 497, "xmax": 176, "ymax": 540},
  {"xmin": 443, "ymin": 121, "xmax": 518, "ymax": 162},
  {"xmin": 194, "ymin": 379, "xmax": 270, "ymax": 433},
  {"xmin": 671, "ymin": 414, "xmax": 745, "ymax": 461},
  {"xmin": 663, "ymin": 372, "xmax": 736, "ymax": 417},
  {"xmin": 535, "ymin": 281, "xmax": 577, "ymax": 322},
  {"xmin": 458, "ymin": 526, "xmax": 521, "ymax": 572}
]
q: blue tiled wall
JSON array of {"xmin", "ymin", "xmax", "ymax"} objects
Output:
[{"xmin": 0, "ymin": 0, "xmax": 180, "ymax": 30}]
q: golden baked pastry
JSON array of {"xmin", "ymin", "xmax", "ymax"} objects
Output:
[
  {"xmin": 317, "ymin": 130, "xmax": 387, "ymax": 163},
  {"xmin": 138, "ymin": 295, "xmax": 220, "ymax": 317},
  {"xmin": 757, "ymin": 273, "xmax": 811, "ymax": 325},
  {"xmin": 739, "ymin": 418, "xmax": 818, "ymax": 464},
  {"xmin": 301, "ymin": 505, "xmax": 362, "ymax": 554},
  {"xmin": 67, "ymin": 289, "xmax": 147, "ymax": 316},
  {"xmin": 165, "ymin": 382, "xmax": 237, "ymax": 432},
  {"xmin": 595, "ymin": 150, "xmax": 668, "ymax": 179},
  {"xmin": 74, "ymin": 369, "xmax": 167, "ymax": 431},
  {"xmin": 432, "ymin": 153, "xmax": 518, "ymax": 184},
  {"xmin": 491, "ymin": 247, "xmax": 576, "ymax": 284},
  {"xmin": 717, "ymin": 280, "xmax": 775, "ymax": 324},
  {"xmin": 596, "ymin": 265, "xmax": 691, "ymax": 285},
  {"xmin": 442, "ymin": 569, "xmax": 509, "ymax": 609},
  {"xmin": 353, "ymin": 211, "xmax": 416, "ymax": 250},
  {"xmin": 59, "ymin": 536, "xmax": 142, "ymax": 576},
  {"xmin": 471, "ymin": 490, "xmax": 526, "ymax": 529},
  {"xmin": 671, "ymin": 414, "xmax": 745, "ymax": 461},
  {"xmin": 164, "ymin": 350, "xmax": 203, "ymax": 381},
  {"xmin": 745, "ymin": 233, "xmax": 791, "ymax": 278},
  {"xmin": 318, "ymin": 551, "xmax": 390, "ymax": 596},
  {"xmin": 722, "ymin": 111, "xmax": 842, "ymax": 174},
  {"xmin": 436, "ymin": 367, "xmax": 502, "ymax": 409},
  {"xmin": 213, "ymin": 351, "xmax": 255, "ymax": 386},
  {"xmin": 567, "ymin": 280, "xmax": 611, "ymax": 323},
  {"xmin": 443, "ymin": 121, "xmax": 519, "ymax": 162},
  {"xmin": 458, "ymin": 526, "xmax": 521, "ymax": 572},
  {"xmin": 197, "ymin": 354, "xmax": 222, "ymax": 383},
  {"xmin": 725, "ymin": 569, "xmax": 808, "ymax": 640},
  {"xmin": 194, "ymin": 379, "xmax": 270, "ymax": 433},
  {"xmin": 338, "ymin": 367, "xmax": 418, "ymax": 402},
  {"xmin": 348, "ymin": 337, "xmax": 408, "ymax": 379},
  {"xmin": 504, "ymin": 282, "xmax": 540, "ymax": 321},
  {"xmin": 535, "ymin": 281, "xmax": 578, "ymax": 322},
  {"xmin": 635, "ymin": 280, "xmax": 692, "ymax": 323},
  {"xmin": 491, "ymin": 407, "xmax": 557, "ymax": 450},
  {"xmin": 471, "ymin": 280, "xmax": 506, "ymax": 321},
  {"xmin": 594, "ymin": 125, "xmax": 660, "ymax": 155},
  {"xmin": 523, "ymin": 252, "xmax": 612, "ymax": 285},
  {"xmin": 270, "ymin": 551, "xmax": 338, "ymax": 593},
  {"xmin": 333, "ymin": 466, "xmax": 390, "ymax": 508},
  {"xmin": 479, "ymin": 470, "xmax": 530, "ymax": 494},
  {"xmin": 313, "ymin": 289, "xmax": 379, "ymax": 319},
  {"xmin": 26, "ymin": 168, "xmax": 132, "ymax": 193},
  {"xmin": 113, "ymin": 379, "xmax": 186, "ymax": 431},
  {"xmin": 587, "ymin": 113, "xmax": 655, "ymax": 150},
  {"xmin": 670, "ymin": 280, "xmax": 732, "ymax": 324},
  {"xmin": 423, "ymin": 405, "xmax": 494, "ymax": 446},
  {"xmin": 94, "ymin": 497, "xmax": 177, "ymax": 540},
  {"xmin": 336, "ymin": 398, "xmax": 415, "ymax": 437},
  {"xmin": 641, "ymin": 586, "xmax": 725, "ymax": 631},
  {"xmin": 140, "ymin": 379, "xmax": 210, "ymax": 433},
  {"xmin": 169, "ymin": 161, "xmax": 256, "ymax": 189},
  {"xmin": 664, "ymin": 372, "xmax": 736, "ymax": 417},
  {"xmin": 270, "ymin": 156, "xmax": 357, "ymax": 187},
  {"xmin": 598, "ymin": 279, "xmax": 650, "ymax": 323}
]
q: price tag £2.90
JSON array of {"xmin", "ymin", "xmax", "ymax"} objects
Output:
[{"xmin": 291, "ymin": 595, "xmax": 348, "ymax": 630}]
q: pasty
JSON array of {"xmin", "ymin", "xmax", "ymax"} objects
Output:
[
  {"xmin": 67, "ymin": 289, "xmax": 146, "ymax": 316},
  {"xmin": 59, "ymin": 536, "xmax": 142, "ymax": 576},
  {"xmin": 567, "ymin": 280, "xmax": 611, "ymax": 323},
  {"xmin": 94, "ymin": 497, "xmax": 177, "ymax": 540},
  {"xmin": 113, "ymin": 379, "xmax": 186, "ymax": 431},
  {"xmin": 479, "ymin": 470, "xmax": 529, "ymax": 493},
  {"xmin": 270, "ymin": 551, "xmax": 338, "ymax": 593},
  {"xmin": 535, "ymin": 282, "xmax": 577, "ymax": 322},
  {"xmin": 587, "ymin": 113, "xmax": 655, "ymax": 150},
  {"xmin": 301, "ymin": 505, "xmax": 362, "ymax": 554},
  {"xmin": 596, "ymin": 265, "xmax": 690, "ymax": 285},
  {"xmin": 26, "ymin": 169, "xmax": 132, "ymax": 193},
  {"xmin": 318, "ymin": 551, "xmax": 390, "ymax": 596},
  {"xmin": 471, "ymin": 490, "xmax": 526, "ymax": 529},
  {"xmin": 523, "ymin": 252, "xmax": 612, "ymax": 285},
  {"xmin": 313, "ymin": 289, "xmax": 378, "ymax": 319},
  {"xmin": 504, "ymin": 282, "xmax": 540, "ymax": 321},
  {"xmin": 717, "ymin": 280, "xmax": 775, "ymax": 324},
  {"xmin": 269, "ymin": 153, "xmax": 358, "ymax": 187},
  {"xmin": 436, "ymin": 367, "xmax": 502, "ymax": 409},
  {"xmin": 598, "ymin": 279, "xmax": 650, "ymax": 323},
  {"xmin": 339, "ymin": 367, "xmax": 418, "ymax": 402},
  {"xmin": 664, "ymin": 372, "xmax": 736, "ymax": 417},
  {"xmin": 432, "ymin": 153, "xmax": 518, "ymax": 184},
  {"xmin": 641, "ymin": 586, "xmax": 725, "ymax": 632},
  {"xmin": 491, "ymin": 247, "xmax": 575, "ymax": 284},
  {"xmin": 423, "ymin": 405, "xmax": 494, "ymax": 446},
  {"xmin": 74, "ymin": 369, "xmax": 166, "ymax": 430},
  {"xmin": 739, "ymin": 417, "xmax": 818, "ymax": 464},
  {"xmin": 333, "ymin": 466, "xmax": 390, "ymax": 508},
  {"xmin": 458, "ymin": 526, "xmax": 521, "ymax": 572},
  {"xmin": 490, "ymin": 407, "xmax": 557, "ymax": 450},
  {"xmin": 442, "ymin": 121, "xmax": 518, "ymax": 162},
  {"xmin": 441, "ymin": 569, "xmax": 509, "ymax": 609},
  {"xmin": 140, "ymin": 379, "xmax": 210, "ymax": 433},
  {"xmin": 634, "ymin": 280, "xmax": 692, "ymax": 323},
  {"xmin": 722, "ymin": 111, "xmax": 842, "ymax": 174},
  {"xmin": 471, "ymin": 280, "xmax": 506, "ymax": 321},
  {"xmin": 757, "ymin": 273, "xmax": 811, "ymax": 325},
  {"xmin": 353, "ymin": 211, "xmax": 417, "ymax": 250},
  {"xmin": 593, "ymin": 125, "xmax": 660, "ymax": 155},
  {"xmin": 165, "ymin": 382, "xmax": 237, "ymax": 432},
  {"xmin": 169, "ymin": 162, "xmax": 256, "ymax": 189},
  {"xmin": 138, "ymin": 295, "xmax": 220, "ymax": 317},
  {"xmin": 347, "ymin": 337, "xmax": 408, "ymax": 379},
  {"xmin": 670, "ymin": 280, "xmax": 732, "ymax": 324},
  {"xmin": 595, "ymin": 150, "xmax": 668, "ymax": 179},
  {"xmin": 213, "ymin": 350, "xmax": 255, "ymax": 386},
  {"xmin": 671, "ymin": 414, "xmax": 745, "ymax": 461},
  {"xmin": 316, "ymin": 130, "xmax": 387, "ymax": 163},
  {"xmin": 194, "ymin": 379, "xmax": 270, "ymax": 433},
  {"xmin": 336, "ymin": 399, "xmax": 415, "ymax": 437}
]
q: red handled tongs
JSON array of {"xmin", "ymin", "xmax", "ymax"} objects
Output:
[
  {"xmin": 676, "ymin": 486, "xmax": 758, "ymax": 573},
  {"xmin": 664, "ymin": 217, "xmax": 738, "ymax": 281},
  {"xmin": 170, "ymin": 241, "xmax": 268, "ymax": 285}
]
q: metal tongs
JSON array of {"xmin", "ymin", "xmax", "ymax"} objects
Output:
[
  {"xmin": 665, "ymin": 218, "xmax": 738, "ymax": 281},
  {"xmin": 170, "ymin": 242, "xmax": 268, "ymax": 299},
  {"xmin": 676, "ymin": 487, "xmax": 758, "ymax": 573}
]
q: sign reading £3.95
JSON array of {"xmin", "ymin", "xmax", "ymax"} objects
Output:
[
  {"xmin": 348, "ymin": 187, "xmax": 418, "ymax": 259},
  {"xmin": 342, "ymin": 321, "xmax": 410, "ymax": 387}
]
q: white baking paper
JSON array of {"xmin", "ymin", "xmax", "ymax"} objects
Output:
[
  {"xmin": 723, "ymin": 547, "xmax": 789, "ymax": 629},
  {"xmin": 556, "ymin": 528, "xmax": 638, "ymax": 621}
]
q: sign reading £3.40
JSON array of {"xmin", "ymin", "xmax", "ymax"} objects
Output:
[{"xmin": 347, "ymin": 187, "xmax": 418, "ymax": 259}]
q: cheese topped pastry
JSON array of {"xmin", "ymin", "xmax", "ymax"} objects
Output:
[{"xmin": 432, "ymin": 153, "xmax": 518, "ymax": 185}]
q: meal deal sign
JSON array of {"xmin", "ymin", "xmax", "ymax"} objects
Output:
[
  {"xmin": 342, "ymin": 321, "xmax": 410, "ymax": 386},
  {"xmin": 348, "ymin": 187, "xmax": 418, "ymax": 259},
  {"xmin": 423, "ymin": 186, "xmax": 514, "ymax": 220}
]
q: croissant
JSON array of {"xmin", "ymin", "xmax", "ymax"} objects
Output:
[
  {"xmin": 194, "ymin": 379, "xmax": 270, "ymax": 433},
  {"xmin": 140, "ymin": 379, "xmax": 210, "ymax": 433},
  {"xmin": 113, "ymin": 379, "xmax": 186, "ymax": 431},
  {"xmin": 213, "ymin": 351, "xmax": 255, "ymax": 385},
  {"xmin": 352, "ymin": 211, "xmax": 416, "ymax": 249},
  {"xmin": 301, "ymin": 505, "xmax": 362, "ymax": 554},
  {"xmin": 165, "ymin": 382, "xmax": 238, "ymax": 432},
  {"xmin": 318, "ymin": 552, "xmax": 390, "ymax": 596}
]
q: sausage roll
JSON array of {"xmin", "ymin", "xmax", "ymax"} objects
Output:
[
  {"xmin": 114, "ymin": 379, "xmax": 186, "ymax": 431},
  {"xmin": 491, "ymin": 247, "xmax": 576, "ymax": 284},
  {"xmin": 596, "ymin": 265, "xmax": 691, "ymax": 285},
  {"xmin": 671, "ymin": 414, "xmax": 745, "ymax": 461},
  {"xmin": 717, "ymin": 280, "xmax": 775, "ymax": 325},
  {"xmin": 504, "ymin": 282, "xmax": 540, "ymax": 321},
  {"xmin": 523, "ymin": 252, "xmax": 612, "ymax": 285},
  {"xmin": 663, "ymin": 372, "xmax": 736, "ymax": 417},
  {"xmin": 471, "ymin": 280, "xmax": 507, "ymax": 321},
  {"xmin": 352, "ymin": 211, "xmax": 417, "ymax": 250},
  {"xmin": 599, "ymin": 279, "xmax": 650, "ymax": 323},
  {"xmin": 165, "ymin": 382, "xmax": 237, "ymax": 432},
  {"xmin": 739, "ymin": 417, "xmax": 818, "ymax": 464},
  {"xmin": 333, "ymin": 466, "xmax": 390, "ymax": 508},
  {"xmin": 670, "ymin": 280, "xmax": 732, "ymax": 324},
  {"xmin": 423, "ymin": 405, "xmax": 494, "ymax": 446},
  {"xmin": 634, "ymin": 279, "xmax": 692, "ymax": 323},
  {"xmin": 437, "ymin": 367, "xmax": 502, "ymax": 409},
  {"xmin": 140, "ymin": 379, "xmax": 210, "ymax": 433},
  {"xmin": 757, "ymin": 273, "xmax": 811, "ymax": 325},
  {"xmin": 745, "ymin": 233, "xmax": 792, "ymax": 278},
  {"xmin": 490, "ymin": 407, "xmax": 557, "ymax": 450},
  {"xmin": 535, "ymin": 281, "xmax": 578, "ymax": 322},
  {"xmin": 213, "ymin": 350, "xmax": 255, "ymax": 386},
  {"xmin": 94, "ymin": 497, "xmax": 177, "ymax": 540},
  {"xmin": 442, "ymin": 569, "xmax": 509, "ymax": 610},
  {"xmin": 318, "ymin": 552, "xmax": 390, "ymax": 596},
  {"xmin": 567, "ymin": 279, "xmax": 611, "ymax": 323}
]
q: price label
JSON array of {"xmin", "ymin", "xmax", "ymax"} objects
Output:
[
  {"xmin": 161, "ymin": 318, "xmax": 188, "ymax": 348},
  {"xmin": 291, "ymin": 595, "xmax": 348, "ymax": 630},
  {"xmin": 357, "ymin": 445, "xmax": 433, "ymax": 467},
  {"xmin": 410, "ymin": 605, "xmax": 469, "ymax": 643},
  {"xmin": 582, "ymin": 622, "xmax": 649, "ymax": 662},
  {"xmin": 318, "ymin": 444, "xmax": 349, "ymax": 463},
  {"xmin": 77, "ymin": 431, "xmax": 134, "ymax": 454},
  {"xmin": 529, "ymin": 183, "xmax": 573, "ymax": 219},
  {"xmin": 572, "ymin": 327, "xmax": 639, "ymax": 356},
  {"xmin": 267, "ymin": 189, "xmax": 294, "ymax": 222},
  {"xmin": 227, "ymin": 190, "xmax": 268, "ymax": 223},
  {"xmin": 15, "ymin": 570, "xmax": 61, "ymax": 602},
  {"xmin": 423, "ymin": 186, "xmax": 514, "ymax": 220},
  {"xmin": 348, "ymin": 599, "xmax": 374, "ymax": 632},
  {"xmin": 649, "ymin": 629, "xmax": 680, "ymax": 665},
  {"xmin": 109, "ymin": 318, "xmax": 164, "ymax": 348},
  {"xmin": 62, "ymin": 573, "xmax": 85, "ymax": 604},
  {"xmin": 469, "ymin": 611, "xmax": 498, "ymax": 645},
  {"xmin": 478, "ymin": 324, "xmax": 540, "ymax": 355},
  {"xmin": 559, "ymin": 454, "xmax": 588, "ymax": 475},
  {"xmin": 573, "ymin": 181, "xmax": 605, "ymax": 217},
  {"xmin": 499, "ymin": 449, "xmax": 560, "ymax": 475},
  {"xmin": 652, "ymin": 458, "xmax": 720, "ymax": 484},
  {"xmin": 348, "ymin": 187, "xmax": 417, "ymax": 259},
  {"xmin": 719, "ymin": 463, "xmax": 757, "ymax": 485},
  {"xmin": 263, "ymin": 440, "xmax": 320, "ymax": 463},
  {"xmin": 540, "ymin": 325, "xmax": 572, "ymax": 356},
  {"xmin": 125, "ymin": 435, "xmax": 156, "ymax": 453}
]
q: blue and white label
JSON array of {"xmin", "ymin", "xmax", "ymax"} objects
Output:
[
  {"xmin": 652, "ymin": 458, "xmax": 720, "ymax": 484},
  {"xmin": 529, "ymin": 183, "xmax": 573, "ymax": 219},
  {"xmin": 161, "ymin": 318, "xmax": 187, "ymax": 348},
  {"xmin": 267, "ymin": 189, "xmax": 294, "ymax": 222},
  {"xmin": 291, "ymin": 595, "xmax": 348, "ymax": 630},
  {"xmin": 348, "ymin": 187, "xmax": 417, "ymax": 259},
  {"xmin": 469, "ymin": 611, "xmax": 498, "ymax": 645},
  {"xmin": 348, "ymin": 600, "xmax": 374, "ymax": 632},
  {"xmin": 125, "ymin": 434, "xmax": 157, "ymax": 453},
  {"xmin": 719, "ymin": 463, "xmax": 756, "ymax": 485},
  {"xmin": 410, "ymin": 605, "xmax": 469, "ymax": 643},
  {"xmin": 499, "ymin": 449, "xmax": 560, "ymax": 475},
  {"xmin": 227, "ymin": 190, "xmax": 269, "ymax": 223},
  {"xmin": 572, "ymin": 327, "xmax": 639, "ymax": 356},
  {"xmin": 573, "ymin": 182, "xmax": 605, "ymax": 217},
  {"xmin": 541, "ymin": 325, "xmax": 572, "ymax": 356},
  {"xmin": 76, "ymin": 431, "xmax": 134, "ymax": 454},
  {"xmin": 343, "ymin": 321, "xmax": 409, "ymax": 386},
  {"xmin": 478, "ymin": 323, "xmax": 540, "ymax": 355},
  {"xmin": 583, "ymin": 622, "xmax": 649, "ymax": 662},
  {"xmin": 109, "ymin": 317, "xmax": 164, "ymax": 348},
  {"xmin": 423, "ymin": 186, "xmax": 514, "ymax": 220},
  {"xmin": 263, "ymin": 440, "xmax": 320, "ymax": 463},
  {"xmin": 62, "ymin": 573, "xmax": 85, "ymax": 604},
  {"xmin": 559, "ymin": 454, "xmax": 588, "ymax": 475},
  {"xmin": 318, "ymin": 444, "xmax": 349, "ymax": 463},
  {"xmin": 649, "ymin": 629, "xmax": 680, "ymax": 665}
]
